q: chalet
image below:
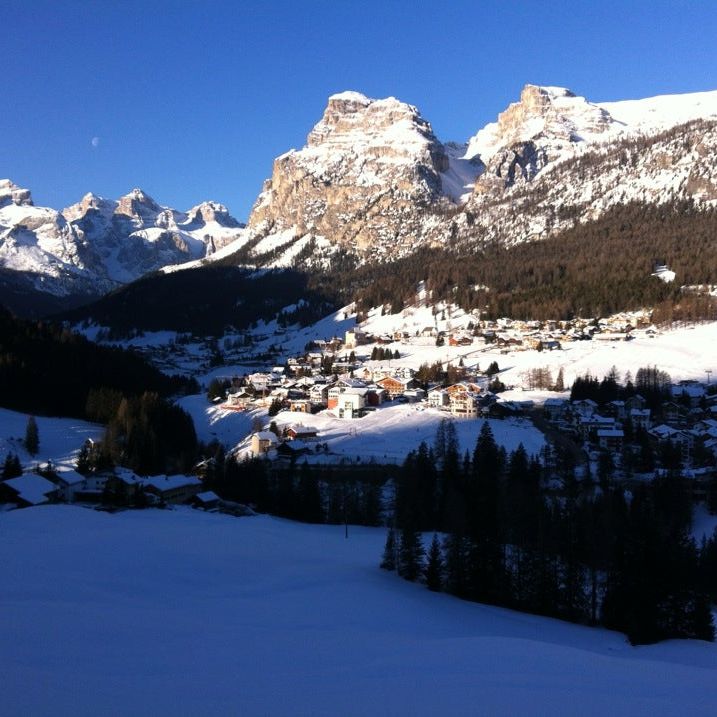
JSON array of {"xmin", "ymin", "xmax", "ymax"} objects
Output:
[
  {"xmin": 376, "ymin": 376, "xmax": 419, "ymax": 399},
  {"xmin": 327, "ymin": 384, "xmax": 344, "ymax": 409},
  {"xmin": 286, "ymin": 425, "xmax": 319, "ymax": 441},
  {"xmin": 251, "ymin": 431, "xmax": 279, "ymax": 457},
  {"xmin": 337, "ymin": 388, "xmax": 368, "ymax": 419},
  {"xmin": 277, "ymin": 441, "xmax": 314, "ymax": 460},
  {"xmin": 103, "ymin": 471, "xmax": 142, "ymax": 504},
  {"xmin": 225, "ymin": 391, "xmax": 253, "ymax": 410},
  {"xmin": 0, "ymin": 474, "xmax": 57, "ymax": 507},
  {"xmin": 142, "ymin": 475, "xmax": 202, "ymax": 504},
  {"xmin": 420, "ymin": 326, "xmax": 437, "ymax": 338},
  {"xmin": 446, "ymin": 382, "xmax": 483, "ymax": 397}
]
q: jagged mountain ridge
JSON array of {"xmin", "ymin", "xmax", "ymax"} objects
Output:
[
  {"xmin": 235, "ymin": 84, "xmax": 717, "ymax": 269},
  {"xmin": 6, "ymin": 83, "xmax": 717, "ymax": 314},
  {"xmin": 0, "ymin": 180, "xmax": 244, "ymax": 300}
]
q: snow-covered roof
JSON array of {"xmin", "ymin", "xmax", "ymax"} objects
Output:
[
  {"xmin": 255, "ymin": 431, "xmax": 279, "ymax": 443},
  {"xmin": 195, "ymin": 491, "xmax": 219, "ymax": 503},
  {"xmin": 3, "ymin": 475, "xmax": 57, "ymax": 505},
  {"xmin": 141, "ymin": 475, "xmax": 202, "ymax": 491}
]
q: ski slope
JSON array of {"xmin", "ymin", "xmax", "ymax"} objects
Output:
[{"xmin": 2, "ymin": 506, "xmax": 716, "ymax": 716}]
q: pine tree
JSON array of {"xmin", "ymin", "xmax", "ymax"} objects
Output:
[
  {"xmin": 398, "ymin": 527, "xmax": 424, "ymax": 582},
  {"xmin": 2, "ymin": 452, "xmax": 22, "ymax": 479},
  {"xmin": 553, "ymin": 367, "xmax": 565, "ymax": 392},
  {"xmin": 425, "ymin": 534, "xmax": 444, "ymax": 591},
  {"xmin": 380, "ymin": 527, "xmax": 397, "ymax": 571},
  {"xmin": 76, "ymin": 440, "xmax": 91, "ymax": 475},
  {"xmin": 25, "ymin": 416, "xmax": 39, "ymax": 455}
]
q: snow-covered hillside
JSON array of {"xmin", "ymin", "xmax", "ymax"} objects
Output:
[{"xmin": 2, "ymin": 505, "xmax": 716, "ymax": 716}]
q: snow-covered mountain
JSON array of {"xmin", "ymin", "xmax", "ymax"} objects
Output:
[
  {"xmin": 237, "ymin": 84, "xmax": 717, "ymax": 267},
  {"xmin": 0, "ymin": 180, "xmax": 244, "ymax": 300},
  {"xmin": 6, "ymin": 83, "xmax": 717, "ymax": 311}
]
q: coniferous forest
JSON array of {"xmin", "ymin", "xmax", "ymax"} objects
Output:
[{"xmin": 383, "ymin": 420, "xmax": 716, "ymax": 646}]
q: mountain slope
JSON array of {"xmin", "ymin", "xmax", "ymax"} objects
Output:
[{"xmin": 0, "ymin": 180, "xmax": 245, "ymax": 309}]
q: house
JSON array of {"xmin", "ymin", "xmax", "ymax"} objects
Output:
[
  {"xmin": 450, "ymin": 391, "xmax": 480, "ymax": 419},
  {"xmin": 672, "ymin": 381, "xmax": 706, "ymax": 407},
  {"xmin": 648, "ymin": 424, "xmax": 694, "ymax": 463},
  {"xmin": 286, "ymin": 425, "xmax": 319, "ymax": 441},
  {"xmin": 344, "ymin": 328, "xmax": 368, "ymax": 349},
  {"xmin": 365, "ymin": 387, "xmax": 388, "ymax": 406},
  {"xmin": 629, "ymin": 408, "xmax": 652, "ymax": 431},
  {"xmin": 0, "ymin": 474, "xmax": 58, "ymax": 507},
  {"xmin": 597, "ymin": 428, "xmax": 624, "ymax": 451},
  {"xmin": 403, "ymin": 388, "xmax": 426, "ymax": 403},
  {"xmin": 376, "ymin": 376, "xmax": 418, "ymax": 399},
  {"xmin": 225, "ymin": 391, "xmax": 253, "ymax": 410},
  {"xmin": 544, "ymin": 398, "xmax": 569, "ymax": 422},
  {"xmin": 428, "ymin": 388, "xmax": 450, "ymax": 409},
  {"xmin": 142, "ymin": 475, "xmax": 203, "ymax": 504},
  {"xmin": 191, "ymin": 491, "xmax": 220, "ymax": 510},
  {"xmin": 48, "ymin": 469, "xmax": 86, "ymax": 502},
  {"xmin": 251, "ymin": 431, "xmax": 279, "ymax": 457},
  {"xmin": 288, "ymin": 399, "xmax": 312, "ymax": 413},
  {"xmin": 662, "ymin": 401, "xmax": 687, "ymax": 426},
  {"xmin": 309, "ymin": 383, "xmax": 331, "ymax": 406},
  {"xmin": 337, "ymin": 388, "xmax": 368, "ymax": 419}
]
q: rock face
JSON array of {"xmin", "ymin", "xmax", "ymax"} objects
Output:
[
  {"xmin": 247, "ymin": 91, "xmax": 455, "ymax": 258},
  {"xmin": 0, "ymin": 182, "xmax": 244, "ymax": 297},
  {"xmin": 240, "ymin": 84, "xmax": 717, "ymax": 266},
  {"xmin": 467, "ymin": 85, "xmax": 621, "ymax": 187}
]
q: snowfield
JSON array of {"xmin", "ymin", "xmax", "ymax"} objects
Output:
[
  {"xmin": 2, "ymin": 505, "xmax": 717, "ymax": 716},
  {"xmin": 0, "ymin": 408, "xmax": 102, "ymax": 471}
]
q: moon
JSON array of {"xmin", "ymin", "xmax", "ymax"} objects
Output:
[{"xmin": 91, "ymin": 136, "xmax": 100, "ymax": 148}]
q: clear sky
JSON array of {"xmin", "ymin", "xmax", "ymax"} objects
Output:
[{"xmin": 3, "ymin": 0, "xmax": 717, "ymax": 220}]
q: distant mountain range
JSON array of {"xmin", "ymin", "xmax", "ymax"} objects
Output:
[{"xmin": 4, "ymin": 83, "xmax": 717, "ymax": 318}]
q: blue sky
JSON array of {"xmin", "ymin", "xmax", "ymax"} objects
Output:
[{"xmin": 3, "ymin": 0, "xmax": 717, "ymax": 219}]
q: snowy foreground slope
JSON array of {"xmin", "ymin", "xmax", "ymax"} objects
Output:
[{"xmin": 3, "ymin": 506, "xmax": 717, "ymax": 716}]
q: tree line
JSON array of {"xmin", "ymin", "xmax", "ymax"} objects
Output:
[{"xmin": 382, "ymin": 419, "xmax": 715, "ymax": 645}]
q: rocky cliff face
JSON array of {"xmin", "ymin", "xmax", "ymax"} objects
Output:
[
  {"xmin": 0, "ymin": 182, "xmax": 245, "ymax": 296},
  {"xmin": 247, "ymin": 91, "xmax": 458, "ymax": 259},
  {"xmin": 239, "ymin": 84, "xmax": 717, "ymax": 267}
]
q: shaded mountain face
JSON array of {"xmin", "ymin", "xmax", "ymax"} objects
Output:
[{"xmin": 0, "ymin": 181, "xmax": 245, "ymax": 304}]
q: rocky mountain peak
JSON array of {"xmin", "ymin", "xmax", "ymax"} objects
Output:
[
  {"xmin": 116, "ymin": 188, "xmax": 162, "ymax": 219},
  {"xmin": 185, "ymin": 201, "xmax": 242, "ymax": 228},
  {"xmin": 467, "ymin": 84, "xmax": 619, "ymax": 188},
  {"xmin": 0, "ymin": 179, "xmax": 33, "ymax": 209},
  {"xmin": 247, "ymin": 90, "xmax": 452, "ymax": 255}
]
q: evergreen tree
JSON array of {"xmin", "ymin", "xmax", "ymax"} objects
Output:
[
  {"xmin": 2, "ymin": 452, "xmax": 22, "ymax": 479},
  {"xmin": 398, "ymin": 527, "xmax": 425, "ymax": 582},
  {"xmin": 380, "ymin": 527, "xmax": 397, "ymax": 571},
  {"xmin": 25, "ymin": 416, "xmax": 39, "ymax": 456},
  {"xmin": 425, "ymin": 534, "xmax": 444, "ymax": 591},
  {"xmin": 75, "ymin": 440, "xmax": 91, "ymax": 475}
]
